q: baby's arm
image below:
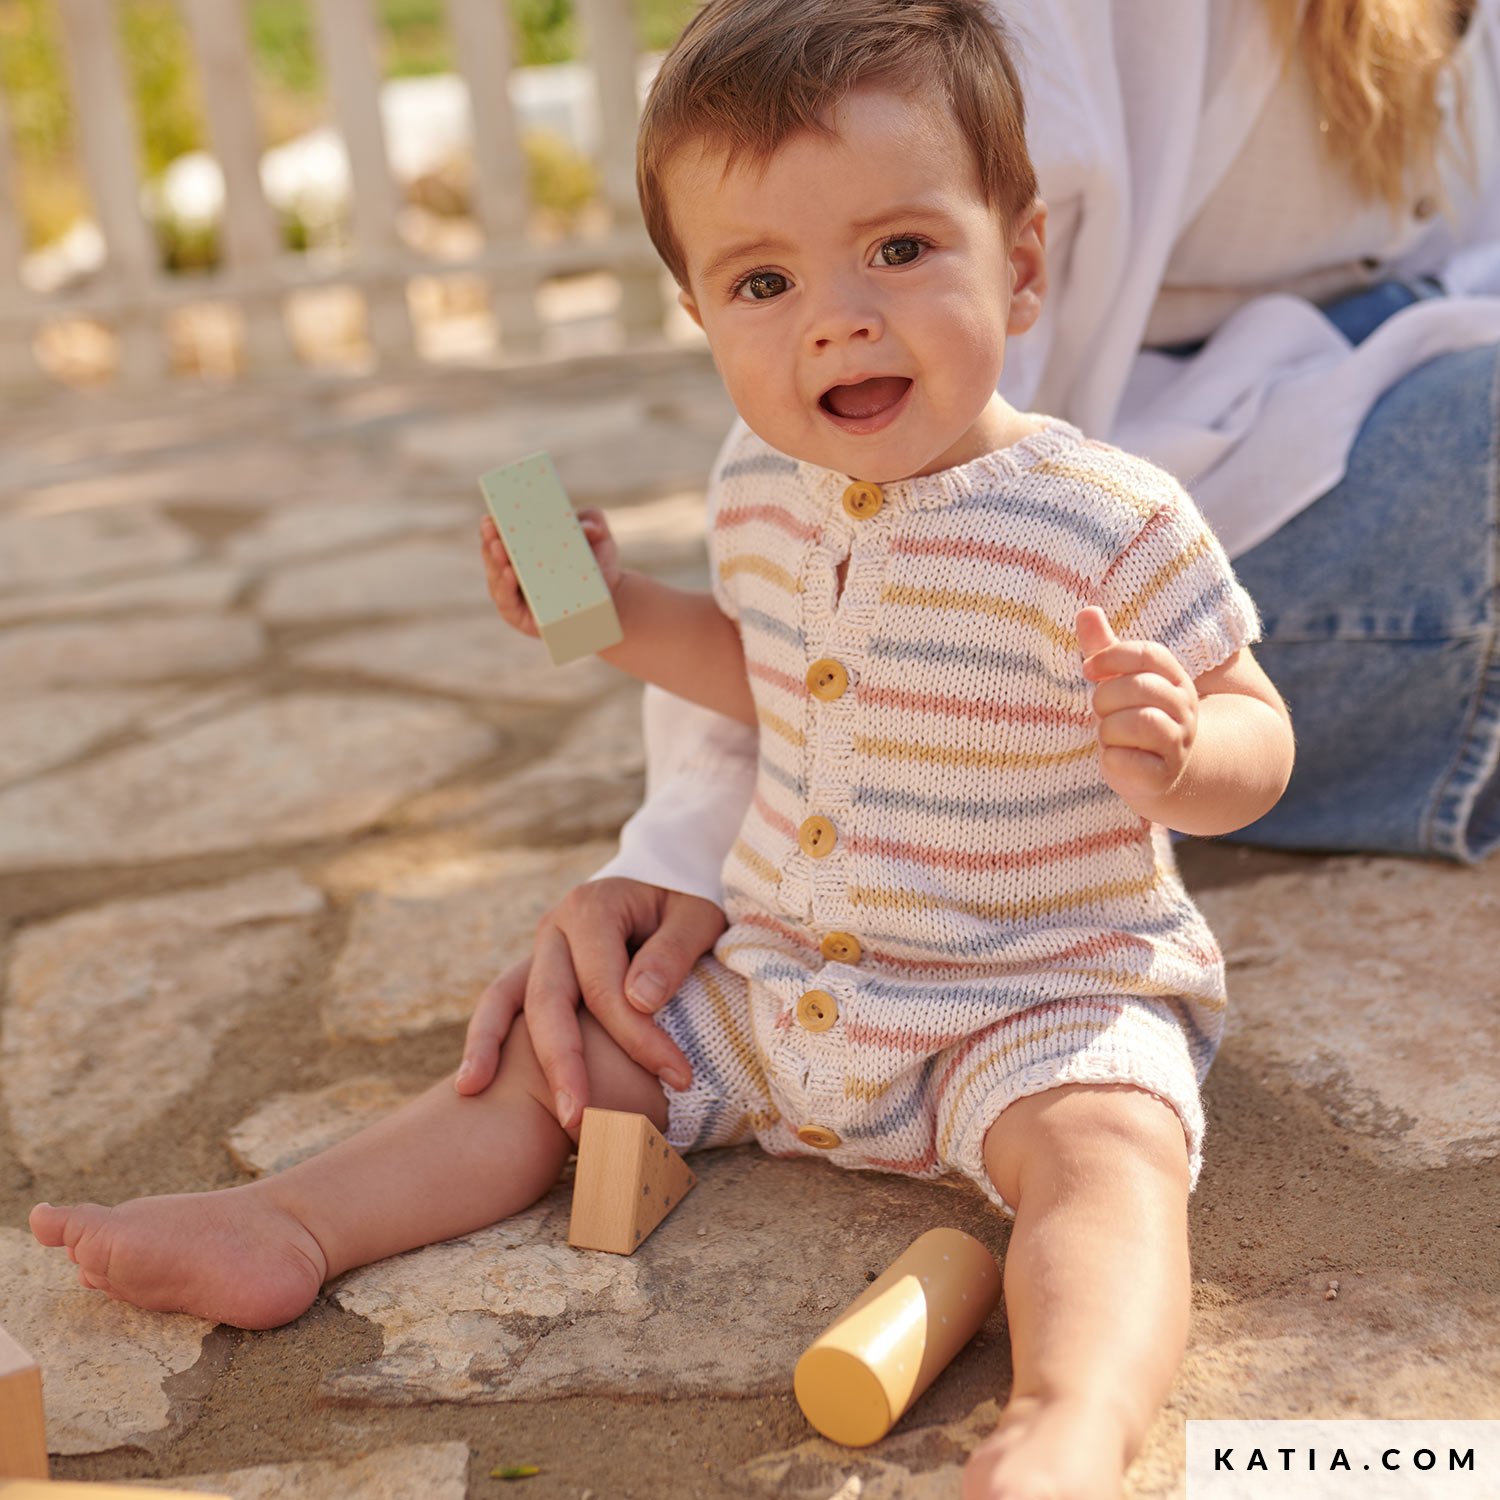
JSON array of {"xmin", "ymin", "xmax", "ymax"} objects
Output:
[
  {"xmin": 1077, "ymin": 606, "xmax": 1293, "ymax": 836},
  {"xmin": 480, "ymin": 511, "xmax": 755, "ymax": 726}
]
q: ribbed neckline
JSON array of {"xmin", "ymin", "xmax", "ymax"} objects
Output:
[{"xmin": 797, "ymin": 418, "xmax": 1086, "ymax": 514}]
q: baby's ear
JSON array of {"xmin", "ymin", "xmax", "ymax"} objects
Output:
[
  {"xmin": 677, "ymin": 286, "xmax": 704, "ymax": 331},
  {"xmin": 1006, "ymin": 198, "xmax": 1048, "ymax": 337}
]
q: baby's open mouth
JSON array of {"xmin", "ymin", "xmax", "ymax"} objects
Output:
[{"xmin": 819, "ymin": 376, "xmax": 913, "ymax": 420}]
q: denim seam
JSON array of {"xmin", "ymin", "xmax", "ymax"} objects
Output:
[{"xmin": 1421, "ymin": 348, "xmax": 1500, "ymax": 861}]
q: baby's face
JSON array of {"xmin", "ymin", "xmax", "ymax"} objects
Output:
[{"xmin": 667, "ymin": 86, "xmax": 1045, "ymax": 482}]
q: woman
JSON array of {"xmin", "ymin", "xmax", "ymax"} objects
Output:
[{"xmin": 456, "ymin": 0, "xmax": 1500, "ymax": 1125}]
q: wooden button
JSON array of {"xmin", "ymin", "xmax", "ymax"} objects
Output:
[
  {"xmin": 841, "ymin": 481, "xmax": 884, "ymax": 519},
  {"xmin": 820, "ymin": 931, "xmax": 863, "ymax": 964},
  {"xmin": 806, "ymin": 658, "xmax": 849, "ymax": 701},
  {"xmin": 797, "ymin": 1124, "xmax": 842, "ymax": 1150},
  {"xmin": 796, "ymin": 989, "xmax": 838, "ymax": 1032},
  {"xmin": 798, "ymin": 815, "xmax": 836, "ymax": 858}
]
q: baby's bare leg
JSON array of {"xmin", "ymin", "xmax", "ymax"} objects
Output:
[
  {"xmin": 30, "ymin": 1013, "xmax": 666, "ymax": 1329},
  {"xmin": 963, "ymin": 1083, "xmax": 1191, "ymax": 1500}
]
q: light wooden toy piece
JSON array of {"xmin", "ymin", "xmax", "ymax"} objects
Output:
[
  {"xmin": 567, "ymin": 1108, "xmax": 697, "ymax": 1255},
  {"xmin": 0, "ymin": 1327, "xmax": 46, "ymax": 1481},
  {"xmin": 794, "ymin": 1226, "xmax": 1002, "ymax": 1446},
  {"xmin": 479, "ymin": 452, "xmax": 623, "ymax": 666}
]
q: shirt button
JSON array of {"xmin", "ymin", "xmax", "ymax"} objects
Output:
[
  {"xmin": 798, "ymin": 814, "xmax": 836, "ymax": 858},
  {"xmin": 796, "ymin": 989, "xmax": 838, "ymax": 1032},
  {"xmin": 805, "ymin": 658, "xmax": 850, "ymax": 701},
  {"xmin": 820, "ymin": 931, "xmax": 864, "ymax": 965},
  {"xmin": 841, "ymin": 481, "xmax": 884, "ymax": 519},
  {"xmin": 797, "ymin": 1124, "xmax": 842, "ymax": 1149}
]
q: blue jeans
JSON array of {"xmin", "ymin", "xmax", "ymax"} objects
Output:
[{"xmin": 1226, "ymin": 283, "xmax": 1500, "ymax": 861}]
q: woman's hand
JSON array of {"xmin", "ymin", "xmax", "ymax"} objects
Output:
[
  {"xmin": 1077, "ymin": 606, "xmax": 1199, "ymax": 810},
  {"xmin": 479, "ymin": 508, "xmax": 621, "ymax": 638},
  {"xmin": 455, "ymin": 878, "xmax": 727, "ymax": 1131}
]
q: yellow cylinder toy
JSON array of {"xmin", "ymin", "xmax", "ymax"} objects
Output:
[{"xmin": 793, "ymin": 1227, "xmax": 1002, "ymax": 1446}]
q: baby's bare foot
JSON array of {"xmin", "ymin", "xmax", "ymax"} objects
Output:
[
  {"xmin": 963, "ymin": 1394, "xmax": 1131, "ymax": 1500},
  {"xmin": 29, "ymin": 1186, "xmax": 327, "ymax": 1330}
]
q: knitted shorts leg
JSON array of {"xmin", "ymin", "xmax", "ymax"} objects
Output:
[
  {"xmin": 935, "ymin": 994, "xmax": 1207, "ymax": 1217},
  {"xmin": 655, "ymin": 953, "xmax": 773, "ymax": 1156}
]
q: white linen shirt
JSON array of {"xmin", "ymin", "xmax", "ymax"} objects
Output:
[{"xmin": 595, "ymin": 0, "xmax": 1500, "ymax": 907}]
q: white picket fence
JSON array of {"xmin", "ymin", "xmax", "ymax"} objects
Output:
[{"xmin": 0, "ymin": 0, "xmax": 667, "ymax": 387}]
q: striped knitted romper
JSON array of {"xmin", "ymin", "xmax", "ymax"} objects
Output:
[{"xmin": 654, "ymin": 418, "xmax": 1261, "ymax": 1212}]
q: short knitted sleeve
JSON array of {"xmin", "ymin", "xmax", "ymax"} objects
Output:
[
  {"xmin": 704, "ymin": 424, "xmax": 750, "ymax": 625},
  {"xmin": 1098, "ymin": 485, "xmax": 1261, "ymax": 680}
]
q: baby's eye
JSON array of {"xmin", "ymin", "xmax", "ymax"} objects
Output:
[
  {"xmin": 879, "ymin": 236, "xmax": 927, "ymax": 266},
  {"xmin": 734, "ymin": 270, "xmax": 790, "ymax": 301}
]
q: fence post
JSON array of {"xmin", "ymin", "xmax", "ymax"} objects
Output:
[
  {"xmin": 0, "ymin": 82, "xmax": 39, "ymax": 387},
  {"xmin": 55, "ymin": 0, "xmax": 169, "ymax": 382},
  {"xmin": 446, "ymin": 0, "xmax": 543, "ymax": 356},
  {"xmin": 311, "ymin": 0, "xmax": 417, "ymax": 365},
  {"xmin": 178, "ymin": 0, "xmax": 299, "ymax": 372},
  {"xmin": 574, "ymin": 0, "xmax": 665, "ymax": 340}
]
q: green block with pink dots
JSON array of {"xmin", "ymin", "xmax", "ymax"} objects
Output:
[{"xmin": 479, "ymin": 452, "xmax": 623, "ymax": 666}]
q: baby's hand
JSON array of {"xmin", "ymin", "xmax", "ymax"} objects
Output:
[
  {"xmin": 479, "ymin": 508, "xmax": 621, "ymax": 639},
  {"xmin": 1077, "ymin": 605, "xmax": 1198, "ymax": 807}
]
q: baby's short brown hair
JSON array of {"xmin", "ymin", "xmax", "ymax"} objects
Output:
[{"xmin": 636, "ymin": 0, "xmax": 1037, "ymax": 288}]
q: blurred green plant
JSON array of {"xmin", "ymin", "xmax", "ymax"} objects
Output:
[
  {"xmin": 524, "ymin": 128, "xmax": 597, "ymax": 229},
  {"xmin": 0, "ymin": 0, "xmax": 699, "ymax": 251}
]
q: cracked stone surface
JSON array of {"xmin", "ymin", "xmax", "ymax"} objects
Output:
[
  {"xmin": 290, "ymin": 614, "xmax": 619, "ymax": 704},
  {"xmin": 160, "ymin": 1442, "xmax": 471, "ymax": 1499},
  {"xmin": 324, "ymin": 1150, "xmax": 1006, "ymax": 1404},
  {"xmin": 3, "ymin": 871, "xmax": 326, "ymax": 1171},
  {"xmin": 0, "ymin": 563, "xmax": 245, "ymax": 624},
  {"xmin": 0, "ymin": 688, "xmax": 172, "ymax": 787},
  {"xmin": 2, "ymin": 358, "xmax": 1495, "ymax": 1500},
  {"xmin": 1199, "ymin": 858, "xmax": 1500, "ymax": 1168},
  {"xmin": 258, "ymin": 539, "xmax": 490, "ymax": 622},
  {"xmin": 0, "ymin": 1230, "xmax": 217, "ymax": 1455},
  {"xmin": 0, "ymin": 693, "xmax": 500, "ymax": 869},
  {"xmin": 226, "ymin": 498, "xmax": 474, "ymax": 566},
  {"xmin": 0, "ymin": 616, "xmax": 264, "ymax": 690},
  {"xmin": 321, "ymin": 843, "xmax": 617, "ymax": 1041},
  {"xmin": 391, "ymin": 688, "xmax": 646, "ymax": 845},
  {"xmin": 0, "ymin": 507, "xmax": 197, "ymax": 592}
]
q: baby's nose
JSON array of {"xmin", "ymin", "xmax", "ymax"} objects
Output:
[{"xmin": 807, "ymin": 281, "xmax": 885, "ymax": 350}]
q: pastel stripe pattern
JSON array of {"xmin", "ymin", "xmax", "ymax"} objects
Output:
[{"xmin": 663, "ymin": 419, "xmax": 1260, "ymax": 1208}]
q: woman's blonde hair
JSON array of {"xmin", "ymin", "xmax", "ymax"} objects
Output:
[{"xmin": 1267, "ymin": 0, "xmax": 1470, "ymax": 208}]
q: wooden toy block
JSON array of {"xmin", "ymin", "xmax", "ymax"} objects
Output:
[
  {"xmin": 794, "ymin": 1227, "xmax": 1001, "ymax": 1446},
  {"xmin": 479, "ymin": 452, "xmax": 623, "ymax": 666},
  {"xmin": 567, "ymin": 1108, "xmax": 697, "ymax": 1254},
  {"xmin": 0, "ymin": 1327, "xmax": 46, "ymax": 1481}
]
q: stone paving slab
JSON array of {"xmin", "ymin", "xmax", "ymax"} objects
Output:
[
  {"xmin": 1199, "ymin": 856, "xmax": 1500, "ymax": 1168},
  {"xmin": 3, "ymin": 871, "xmax": 327, "ymax": 1172},
  {"xmin": 0, "ymin": 1230, "xmax": 219, "ymax": 1456},
  {"xmin": 0, "ymin": 508, "xmax": 198, "ymax": 592},
  {"xmin": 0, "ymin": 617, "xmax": 264, "ymax": 691},
  {"xmin": 158, "ymin": 1442, "xmax": 471, "ymax": 1499},
  {"xmin": 0, "ymin": 694, "xmax": 500, "ymax": 870},
  {"xmin": 321, "ymin": 843, "xmax": 620, "ymax": 1041}
]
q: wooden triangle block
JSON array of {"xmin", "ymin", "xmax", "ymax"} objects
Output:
[{"xmin": 567, "ymin": 1108, "xmax": 697, "ymax": 1254}]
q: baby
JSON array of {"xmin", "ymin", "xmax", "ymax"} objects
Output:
[{"xmin": 31, "ymin": 1, "xmax": 1294, "ymax": 1495}]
